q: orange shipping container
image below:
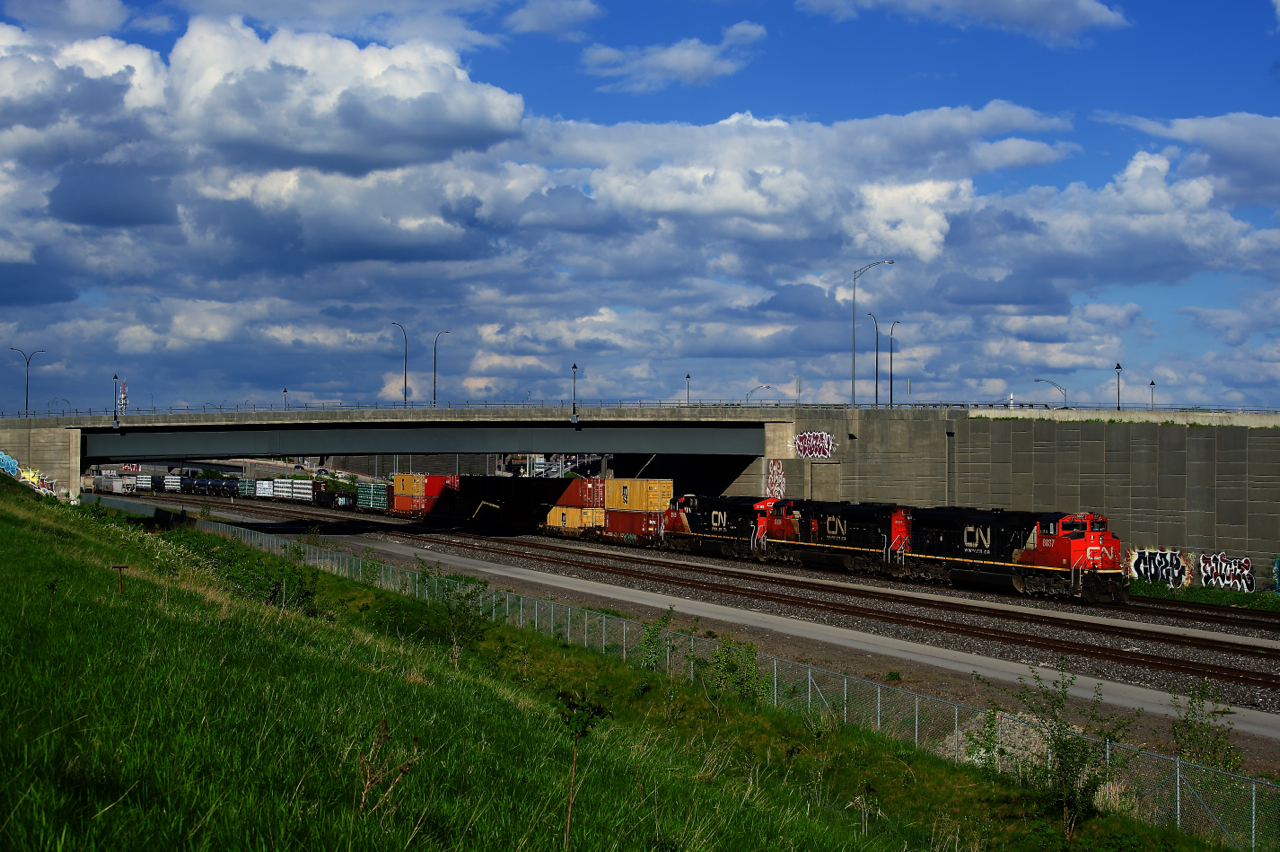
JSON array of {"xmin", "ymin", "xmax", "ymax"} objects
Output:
[
  {"xmin": 394, "ymin": 474, "xmax": 425, "ymax": 496},
  {"xmin": 557, "ymin": 478, "xmax": 606, "ymax": 508},
  {"xmin": 604, "ymin": 478, "xmax": 673, "ymax": 513}
]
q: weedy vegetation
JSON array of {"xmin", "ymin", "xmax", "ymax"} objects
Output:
[{"xmin": 0, "ymin": 480, "xmax": 1216, "ymax": 850}]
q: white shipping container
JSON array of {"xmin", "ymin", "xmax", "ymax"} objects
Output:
[
  {"xmin": 273, "ymin": 479, "xmax": 292, "ymax": 500},
  {"xmin": 293, "ymin": 480, "xmax": 314, "ymax": 501},
  {"xmin": 256, "ymin": 480, "xmax": 273, "ymax": 498},
  {"xmin": 135, "ymin": 476, "xmax": 152, "ymax": 490},
  {"xmin": 164, "ymin": 475, "xmax": 182, "ymax": 493}
]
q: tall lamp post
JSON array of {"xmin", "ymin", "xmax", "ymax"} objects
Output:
[
  {"xmin": 867, "ymin": 313, "xmax": 881, "ymax": 407},
  {"xmin": 685, "ymin": 373, "xmax": 690, "ymax": 405},
  {"xmin": 572, "ymin": 364, "xmax": 578, "ymax": 415},
  {"xmin": 747, "ymin": 384, "xmax": 770, "ymax": 402},
  {"xmin": 888, "ymin": 320, "xmax": 899, "ymax": 407},
  {"xmin": 1034, "ymin": 378, "xmax": 1067, "ymax": 408},
  {"xmin": 9, "ymin": 347, "xmax": 44, "ymax": 415},
  {"xmin": 1115, "ymin": 363, "xmax": 1122, "ymax": 411},
  {"xmin": 282, "ymin": 388, "xmax": 288, "ymax": 409},
  {"xmin": 1149, "ymin": 380, "xmax": 1155, "ymax": 411},
  {"xmin": 850, "ymin": 260, "xmax": 894, "ymax": 406},
  {"xmin": 391, "ymin": 322, "xmax": 408, "ymax": 407},
  {"xmin": 113, "ymin": 374, "xmax": 119, "ymax": 425},
  {"xmin": 433, "ymin": 330, "xmax": 449, "ymax": 408}
]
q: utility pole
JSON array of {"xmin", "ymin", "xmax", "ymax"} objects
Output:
[{"xmin": 9, "ymin": 348, "xmax": 44, "ymax": 415}]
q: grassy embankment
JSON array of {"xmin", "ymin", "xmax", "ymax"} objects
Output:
[{"xmin": 0, "ymin": 480, "xmax": 1210, "ymax": 851}]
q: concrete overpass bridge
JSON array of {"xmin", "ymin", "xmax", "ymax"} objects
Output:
[{"xmin": 4, "ymin": 401, "xmax": 1279, "ymax": 589}]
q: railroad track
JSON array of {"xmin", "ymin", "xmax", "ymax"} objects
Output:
[
  {"xmin": 1127, "ymin": 595, "xmax": 1280, "ymax": 633},
  {"xmin": 389, "ymin": 529, "xmax": 1280, "ymax": 692}
]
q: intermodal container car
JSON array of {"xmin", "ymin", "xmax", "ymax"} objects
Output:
[{"xmin": 601, "ymin": 509, "xmax": 664, "ymax": 545}]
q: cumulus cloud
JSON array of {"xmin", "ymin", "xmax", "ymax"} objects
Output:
[
  {"xmin": 162, "ymin": 17, "xmax": 525, "ymax": 175},
  {"xmin": 1099, "ymin": 112, "xmax": 1280, "ymax": 206},
  {"xmin": 582, "ymin": 21, "xmax": 766, "ymax": 93},
  {"xmin": 796, "ymin": 0, "xmax": 1128, "ymax": 43},
  {"xmin": 505, "ymin": 0, "xmax": 602, "ymax": 39}
]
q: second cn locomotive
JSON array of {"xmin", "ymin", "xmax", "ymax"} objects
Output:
[{"xmin": 664, "ymin": 496, "xmax": 1127, "ymax": 604}]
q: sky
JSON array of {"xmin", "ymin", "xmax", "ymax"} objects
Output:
[{"xmin": 1, "ymin": 0, "xmax": 1279, "ymax": 412}]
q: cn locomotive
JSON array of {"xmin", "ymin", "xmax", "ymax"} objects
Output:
[{"xmin": 664, "ymin": 496, "xmax": 1127, "ymax": 604}]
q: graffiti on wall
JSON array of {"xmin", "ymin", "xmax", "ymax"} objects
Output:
[
  {"xmin": 765, "ymin": 460, "xmax": 786, "ymax": 499},
  {"xmin": 792, "ymin": 431, "xmax": 836, "ymax": 460},
  {"xmin": 1199, "ymin": 552, "xmax": 1254, "ymax": 593},
  {"xmin": 1126, "ymin": 548, "xmax": 1193, "ymax": 589}
]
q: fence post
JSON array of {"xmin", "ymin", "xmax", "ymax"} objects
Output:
[
  {"xmin": 535, "ymin": 599, "xmax": 539, "ymax": 632},
  {"xmin": 602, "ymin": 615, "xmax": 606, "ymax": 653},
  {"xmin": 567, "ymin": 606, "xmax": 571, "ymax": 639},
  {"xmin": 807, "ymin": 669, "xmax": 812, "ymax": 711},
  {"xmin": 1176, "ymin": 756, "xmax": 1181, "ymax": 830},
  {"xmin": 876, "ymin": 685, "xmax": 881, "ymax": 731},
  {"xmin": 623, "ymin": 621, "xmax": 627, "ymax": 661},
  {"xmin": 773, "ymin": 659, "xmax": 777, "ymax": 707},
  {"xmin": 666, "ymin": 637, "xmax": 670, "ymax": 673},
  {"xmin": 843, "ymin": 677, "xmax": 848, "ymax": 725},
  {"xmin": 1252, "ymin": 780, "xmax": 1256, "ymax": 851},
  {"xmin": 954, "ymin": 704, "xmax": 959, "ymax": 762},
  {"xmin": 997, "ymin": 715, "xmax": 1002, "ymax": 773},
  {"xmin": 520, "ymin": 597, "xmax": 524, "ymax": 627},
  {"xmin": 914, "ymin": 696, "xmax": 919, "ymax": 748}
]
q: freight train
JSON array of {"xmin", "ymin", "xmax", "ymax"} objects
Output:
[{"xmin": 87, "ymin": 471, "xmax": 1126, "ymax": 603}]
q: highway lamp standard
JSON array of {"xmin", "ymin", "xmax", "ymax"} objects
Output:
[
  {"xmin": 747, "ymin": 384, "xmax": 770, "ymax": 403},
  {"xmin": 9, "ymin": 347, "xmax": 44, "ymax": 415},
  {"xmin": 282, "ymin": 388, "xmax": 288, "ymax": 409},
  {"xmin": 391, "ymin": 322, "xmax": 408, "ymax": 407},
  {"xmin": 1150, "ymin": 380, "xmax": 1155, "ymax": 411},
  {"xmin": 1115, "ymin": 363, "xmax": 1122, "ymax": 411},
  {"xmin": 1034, "ymin": 378, "xmax": 1067, "ymax": 408},
  {"xmin": 572, "ymin": 364, "xmax": 578, "ymax": 416},
  {"xmin": 867, "ymin": 313, "xmax": 881, "ymax": 407},
  {"xmin": 850, "ymin": 260, "xmax": 894, "ymax": 406},
  {"xmin": 685, "ymin": 373, "xmax": 690, "ymax": 405},
  {"xmin": 113, "ymin": 374, "xmax": 119, "ymax": 426},
  {"xmin": 433, "ymin": 330, "xmax": 449, "ymax": 408},
  {"xmin": 888, "ymin": 320, "xmax": 899, "ymax": 407}
]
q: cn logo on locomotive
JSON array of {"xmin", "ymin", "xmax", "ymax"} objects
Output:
[
  {"xmin": 711, "ymin": 510, "xmax": 728, "ymax": 529},
  {"xmin": 826, "ymin": 516, "xmax": 847, "ymax": 537},
  {"xmin": 964, "ymin": 525, "xmax": 992, "ymax": 551}
]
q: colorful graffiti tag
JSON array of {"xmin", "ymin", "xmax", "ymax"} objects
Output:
[
  {"xmin": 792, "ymin": 431, "xmax": 836, "ymax": 460},
  {"xmin": 1126, "ymin": 548, "xmax": 1193, "ymax": 589},
  {"xmin": 1199, "ymin": 552, "xmax": 1254, "ymax": 593},
  {"xmin": 765, "ymin": 460, "xmax": 786, "ymax": 499}
]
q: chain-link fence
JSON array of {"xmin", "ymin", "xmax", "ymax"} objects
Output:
[{"xmin": 196, "ymin": 519, "xmax": 1279, "ymax": 850}]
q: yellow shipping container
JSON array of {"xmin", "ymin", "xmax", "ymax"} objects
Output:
[
  {"xmin": 604, "ymin": 478, "xmax": 673, "ymax": 513},
  {"xmin": 393, "ymin": 474, "xmax": 425, "ymax": 496},
  {"xmin": 546, "ymin": 507, "xmax": 607, "ymax": 529}
]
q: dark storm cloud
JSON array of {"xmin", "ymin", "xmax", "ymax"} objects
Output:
[
  {"xmin": 930, "ymin": 271, "xmax": 1069, "ymax": 310},
  {"xmin": 0, "ymin": 254, "xmax": 78, "ymax": 305}
]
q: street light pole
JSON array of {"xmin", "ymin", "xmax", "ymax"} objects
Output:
[
  {"xmin": 867, "ymin": 314, "xmax": 880, "ymax": 407},
  {"xmin": 1115, "ymin": 363, "xmax": 1122, "ymax": 411},
  {"xmin": 888, "ymin": 321, "xmax": 899, "ymax": 407},
  {"xmin": 9, "ymin": 348, "xmax": 44, "ymax": 415},
  {"xmin": 283, "ymin": 388, "xmax": 288, "ymax": 409},
  {"xmin": 572, "ymin": 364, "xmax": 578, "ymax": 415},
  {"xmin": 1034, "ymin": 378, "xmax": 1067, "ymax": 408},
  {"xmin": 391, "ymin": 322, "xmax": 408, "ymax": 407},
  {"xmin": 433, "ymin": 330, "xmax": 449, "ymax": 408},
  {"xmin": 1150, "ymin": 380, "xmax": 1155, "ymax": 411},
  {"xmin": 113, "ymin": 374, "xmax": 119, "ymax": 425},
  {"xmin": 747, "ymin": 384, "xmax": 770, "ymax": 402},
  {"xmin": 850, "ymin": 260, "xmax": 894, "ymax": 407},
  {"xmin": 685, "ymin": 373, "xmax": 690, "ymax": 405}
]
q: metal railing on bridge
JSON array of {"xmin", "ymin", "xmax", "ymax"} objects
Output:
[{"xmin": 8, "ymin": 399, "xmax": 1280, "ymax": 419}]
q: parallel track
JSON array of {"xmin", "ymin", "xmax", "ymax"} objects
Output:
[{"xmin": 389, "ymin": 530, "xmax": 1280, "ymax": 691}]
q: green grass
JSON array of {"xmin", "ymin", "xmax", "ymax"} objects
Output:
[
  {"xmin": 1129, "ymin": 578, "xmax": 1280, "ymax": 612},
  {"xmin": 0, "ymin": 481, "xmax": 1213, "ymax": 851}
]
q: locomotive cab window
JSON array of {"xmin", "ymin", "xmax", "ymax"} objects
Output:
[
  {"xmin": 1090, "ymin": 520, "xmax": 1107, "ymax": 531},
  {"xmin": 1039, "ymin": 521, "xmax": 1057, "ymax": 535},
  {"xmin": 1060, "ymin": 521, "xmax": 1086, "ymax": 532}
]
